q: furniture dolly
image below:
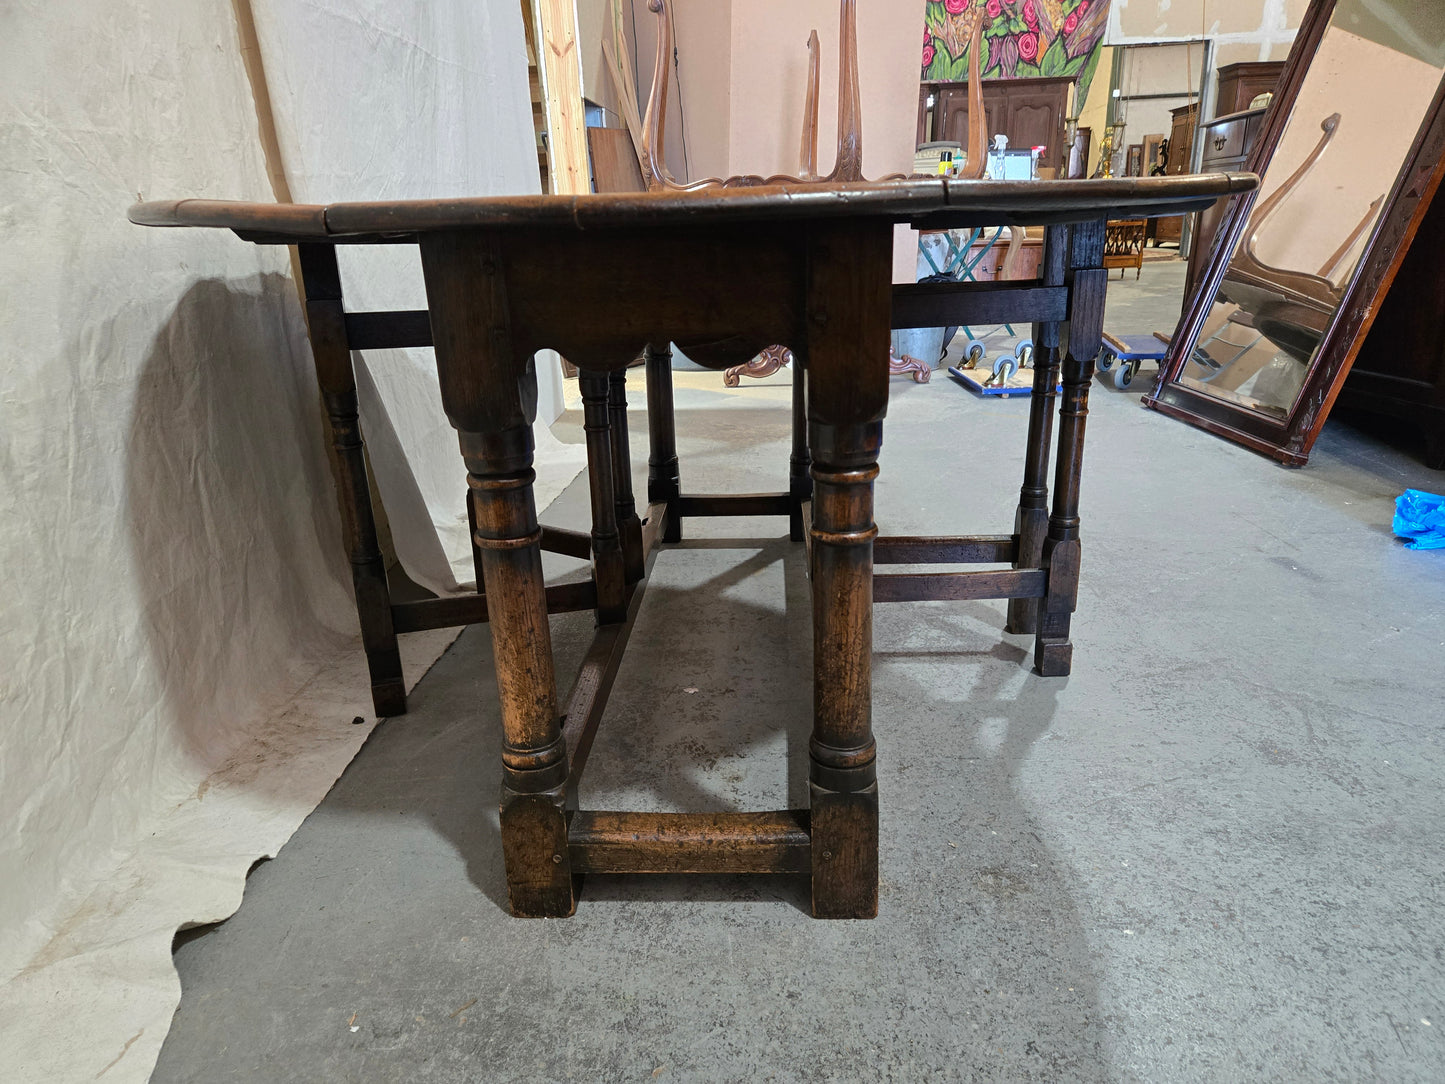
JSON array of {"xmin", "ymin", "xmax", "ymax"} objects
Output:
[{"xmin": 130, "ymin": 174, "xmax": 1251, "ymax": 919}]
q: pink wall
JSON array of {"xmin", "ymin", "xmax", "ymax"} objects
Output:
[
  {"xmin": 661, "ymin": 0, "xmax": 925, "ymax": 279},
  {"xmin": 726, "ymin": 0, "xmax": 925, "ymax": 183}
]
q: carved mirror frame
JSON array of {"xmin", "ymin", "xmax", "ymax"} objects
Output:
[{"xmin": 1145, "ymin": 0, "xmax": 1445, "ymax": 466}]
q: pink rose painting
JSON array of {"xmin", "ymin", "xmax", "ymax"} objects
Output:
[
  {"xmin": 944, "ymin": 0, "xmax": 968, "ymax": 13},
  {"xmin": 1022, "ymin": 0, "xmax": 1038, "ymax": 30},
  {"xmin": 923, "ymin": 39, "xmax": 936, "ymax": 68},
  {"xmin": 1017, "ymin": 31, "xmax": 1038, "ymax": 61},
  {"xmin": 985, "ymin": 0, "xmax": 1002, "ymax": 16},
  {"xmin": 1064, "ymin": 11, "xmax": 1078, "ymax": 34}
]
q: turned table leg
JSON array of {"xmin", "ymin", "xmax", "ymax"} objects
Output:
[
  {"xmin": 644, "ymin": 342, "xmax": 681, "ymax": 543},
  {"xmin": 1035, "ymin": 220, "xmax": 1107, "ymax": 677},
  {"xmin": 579, "ymin": 370, "xmax": 629, "ymax": 624},
  {"xmin": 298, "ymin": 244, "xmax": 405, "ymax": 717},
  {"xmin": 808, "ymin": 432, "xmax": 881, "ymax": 919},
  {"xmin": 1006, "ymin": 224, "xmax": 1068, "ymax": 637},
  {"xmin": 804, "ymin": 220, "xmax": 892, "ymax": 919},
  {"xmin": 608, "ymin": 368, "xmax": 645, "ymax": 583},
  {"xmin": 421, "ymin": 231, "xmax": 575, "ymax": 917},
  {"xmin": 468, "ymin": 425, "xmax": 575, "ymax": 916}
]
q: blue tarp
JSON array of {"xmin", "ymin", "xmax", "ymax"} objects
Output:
[{"xmin": 1394, "ymin": 489, "xmax": 1445, "ymax": 550}]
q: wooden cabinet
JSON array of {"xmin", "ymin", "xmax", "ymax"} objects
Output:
[
  {"xmin": 1185, "ymin": 106, "xmax": 1269, "ymax": 294},
  {"xmin": 1214, "ymin": 61, "xmax": 1285, "ymax": 116},
  {"xmin": 963, "ymin": 231, "xmax": 1044, "ymax": 281},
  {"xmin": 1338, "ymin": 174, "xmax": 1445, "ymax": 468},
  {"xmin": 1149, "ymin": 103, "xmax": 1199, "ymax": 246},
  {"xmin": 923, "ymin": 77, "xmax": 1072, "ymax": 175},
  {"xmin": 1165, "ymin": 103, "xmax": 1198, "ymax": 175}
]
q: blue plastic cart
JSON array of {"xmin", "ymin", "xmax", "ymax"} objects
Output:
[{"xmin": 1096, "ymin": 331, "xmax": 1168, "ymax": 390}]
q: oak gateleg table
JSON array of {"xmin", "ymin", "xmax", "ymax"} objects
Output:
[{"xmin": 130, "ymin": 175, "xmax": 1253, "ymax": 918}]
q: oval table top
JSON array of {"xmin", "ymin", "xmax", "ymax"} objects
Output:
[{"xmin": 129, "ymin": 174, "xmax": 1257, "ymax": 243}]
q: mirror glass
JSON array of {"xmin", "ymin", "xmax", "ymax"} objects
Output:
[{"xmin": 1176, "ymin": 0, "xmax": 1445, "ymax": 418}]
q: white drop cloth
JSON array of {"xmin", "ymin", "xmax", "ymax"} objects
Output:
[{"xmin": 0, "ymin": 1, "xmax": 585, "ymax": 1079}]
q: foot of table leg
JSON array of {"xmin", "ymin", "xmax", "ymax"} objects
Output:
[
  {"xmin": 580, "ymin": 370, "xmax": 628, "ymax": 624},
  {"xmin": 810, "ymin": 781, "xmax": 879, "ymax": 918},
  {"xmin": 789, "ymin": 350, "xmax": 811, "ymax": 543},
  {"xmin": 1034, "ymin": 624, "xmax": 1074, "ymax": 676},
  {"xmin": 808, "ymin": 425, "xmax": 881, "ymax": 919},
  {"xmin": 466, "ymin": 425, "xmax": 576, "ymax": 918},
  {"xmin": 644, "ymin": 343, "xmax": 681, "ymax": 544}
]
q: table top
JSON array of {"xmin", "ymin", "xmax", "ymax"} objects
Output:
[{"xmin": 129, "ymin": 175, "xmax": 1256, "ymax": 243}]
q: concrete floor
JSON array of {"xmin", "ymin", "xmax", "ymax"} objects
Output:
[{"xmin": 154, "ymin": 262, "xmax": 1445, "ymax": 1082}]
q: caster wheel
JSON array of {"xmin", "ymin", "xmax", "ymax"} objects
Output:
[
  {"xmin": 1112, "ymin": 362, "xmax": 1134, "ymax": 390},
  {"xmin": 1097, "ymin": 348, "xmax": 1116, "ymax": 372},
  {"xmin": 1016, "ymin": 340, "xmax": 1034, "ymax": 369},
  {"xmin": 987, "ymin": 356, "xmax": 1018, "ymax": 388},
  {"xmin": 964, "ymin": 342, "xmax": 986, "ymax": 369}
]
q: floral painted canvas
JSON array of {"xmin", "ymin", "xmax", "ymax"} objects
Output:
[{"xmin": 923, "ymin": 0, "xmax": 1110, "ymax": 104}]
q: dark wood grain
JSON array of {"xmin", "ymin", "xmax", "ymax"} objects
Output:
[
  {"xmin": 419, "ymin": 232, "xmax": 573, "ymax": 917},
  {"xmin": 1007, "ymin": 223, "xmax": 1069, "ymax": 637},
  {"xmin": 129, "ymin": 175, "xmax": 1254, "ymax": 240},
  {"xmin": 892, "ymin": 281, "xmax": 1067, "ymax": 330},
  {"xmin": 297, "ymin": 243, "xmax": 405, "ymax": 717},
  {"xmin": 1339, "ymin": 174, "xmax": 1445, "ymax": 468},
  {"xmin": 579, "ymin": 371, "xmax": 627, "ymax": 623},
  {"xmin": 803, "ymin": 219, "xmax": 891, "ymax": 919},
  {"xmin": 568, "ymin": 810, "xmax": 811, "ymax": 874},
  {"xmin": 1035, "ymin": 220, "xmax": 1107, "ymax": 677},
  {"xmin": 343, "ymin": 310, "xmax": 433, "ymax": 350},
  {"xmin": 540, "ymin": 526, "xmax": 592, "ymax": 560},
  {"xmin": 608, "ymin": 369, "xmax": 645, "ymax": 583},
  {"xmin": 873, "ymin": 569, "xmax": 1045, "ymax": 603},
  {"xmin": 873, "ymin": 535, "xmax": 1017, "ymax": 565}
]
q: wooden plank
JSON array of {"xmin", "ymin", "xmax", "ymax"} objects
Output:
[
  {"xmin": 541, "ymin": 525, "xmax": 591, "ymax": 560},
  {"xmin": 534, "ymin": 0, "xmax": 591, "ymax": 196},
  {"xmin": 390, "ymin": 580, "xmax": 597, "ymax": 633},
  {"xmin": 677, "ymin": 493, "xmax": 792, "ymax": 518},
  {"xmin": 640, "ymin": 499, "xmax": 669, "ymax": 559},
  {"xmin": 344, "ymin": 310, "xmax": 433, "ymax": 350},
  {"xmin": 588, "ymin": 127, "xmax": 646, "ymax": 194},
  {"xmin": 872, "ymin": 568, "xmax": 1046, "ymax": 603},
  {"xmin": 568, "ymin": 810, "xmax": 812, "ymax": 874},
  {"xmin": 873, "ymin": 534, "xmax": 1018, "ymax": 565},
  {"xmin": 892, "ymin": 281, "xmax": 1068, "ymax": 330}
]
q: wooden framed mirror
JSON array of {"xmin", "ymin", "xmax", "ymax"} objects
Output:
[{"xmin": 1145, "ymin": 0, "xmax": 1445, "ymax": 466}]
